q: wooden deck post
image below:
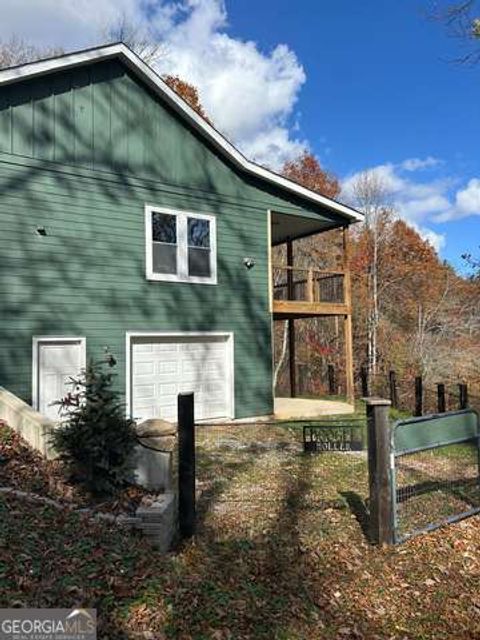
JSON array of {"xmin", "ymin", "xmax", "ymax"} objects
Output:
[
  {"xmin": 306, "ymin": 269, "xmax": 314, "ymax": 302},
  {"xmin": 414, "ymin": 376, "xmax": 423, "ymax": 417},
  {"xmin": 327, "ymin": 364, "xmax": 336, "ymax": 394},
  {"xmin": 360, "ymin": 366, "xmax": 369, "ymax": 397},
  {"xmin": 459, "ymin": 383, "xmax": 469, "ymax": 410},
  {"xmin": 366, "ymin": 398, "xmax": 394, "ymax": 545},
  {"xmin": 389, "ymin": 370, "xmax": 398, "ymax": 409},
  {"xmin": 437, "ymin": 383, "xmax": 446, "ymax": 413},
  {"xmin": 286, "ymin": 239, "xmax": 296, "ymax": 398},
  {"xmin": 342, "ymin": 227, "xmax": 354, "ymax": 405},
  {"xmin": 286, "ymin": 239, "xmax": 294, "ymax": 299}
]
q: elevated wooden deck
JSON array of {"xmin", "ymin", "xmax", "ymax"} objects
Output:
[{"xmin": 271, "ymin": 265, "xmax": 351, "ymax": 318}]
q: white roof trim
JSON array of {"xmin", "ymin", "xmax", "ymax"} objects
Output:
[{"xmin": 0, "ymin": 43, "xmax": 364, "ymax": 223}]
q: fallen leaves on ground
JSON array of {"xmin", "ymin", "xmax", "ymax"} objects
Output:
[
  {"xmin": 1, "ymin": 422, "xmax": 480, "ymax": 639},
  {"xmin": 0, "ymin": 422, "xmax": 152, "ymax": 514}
]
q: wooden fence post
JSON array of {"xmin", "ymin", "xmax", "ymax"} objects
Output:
[
  {"xmin": 437, "ymin": 383, "xmax": 446, "ymax": 414},
  {"xmin": 389, "ymin": 370, "xmax": 398, "ymax": 409},
  {"xmin": 360, "ymin": 366, "xmax": 369, "ymax": 397},
  {"xmin": 366, "ymin": 398, "xmax": 394, "ymax": 545},
  {"xmin": 459, "ymin": 383, "xmax": 469, "ymax": 410},
  {"xmin": 414, "ymin": 376, "xmax": 423, "ymax": 417},
  {"xmin": 327, "ymin": 364, "xmax": 336, "ymax": 395},
  {"xmin": 178, "ymin": 392, "xmax": 195, "ymax": 538},
  {"xmin": 297, "ymin": 363, "xmax": 307, "ymax": 396}
]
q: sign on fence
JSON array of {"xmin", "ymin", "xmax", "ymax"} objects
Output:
[{"xmin": 303, "ymin": 418, "xmax": 365, "ymax": 453}]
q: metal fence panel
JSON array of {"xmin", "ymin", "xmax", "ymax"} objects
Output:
[{"xmin": 392, "ymin": 409, "xmax": 480, "ymax": 543}]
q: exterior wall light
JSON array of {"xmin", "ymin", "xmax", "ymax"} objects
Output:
[
  {"xmin": 36, "ymin": 227, "xmax": 47, "ymax": 236},
  {"xmin": 243, "ymin": 257, "xmax": 255, "ymax": 269}
]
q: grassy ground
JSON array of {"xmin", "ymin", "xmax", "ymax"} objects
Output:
[{"xmin": 1, "ymin": 422, "xmax": 480, "ymax": 639}]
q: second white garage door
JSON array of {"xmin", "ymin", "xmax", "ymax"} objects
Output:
[{"xmin": 129, "ymin": 333, "xmax": 233, "ymax": 423}]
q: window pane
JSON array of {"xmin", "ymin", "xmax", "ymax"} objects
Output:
[
  {"xmin": 188, "ymin": 247, "xmax": 211, "ymax": 278},
  {"xmin": 153, "ymin": 243, "xmax": 177, "ymax": 274},
  {"xmin": 152, "ymin": 212, "xmax": 176, "ymax": 244},
  {"xmin": 188, "ymin": 217, "xmax": 210, "ymax": 248}
]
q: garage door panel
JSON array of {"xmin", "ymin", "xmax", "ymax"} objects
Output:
[
  {"xmin": 157, "ymin": 360, "xmax": 178, "ymax": 375},
  {"xmin": 131, "ymin": 335, "xmax": 231, "ymax": 423},
  {"xmin": 134, "ymin": 384, "xmax": 155, "ymax": 399},
  {"xmin": 133, "ymin": 361, "xmax": 154, "ymax": 375}
]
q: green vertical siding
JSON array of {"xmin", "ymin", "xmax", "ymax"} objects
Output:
[{"xmin": 0, "ymin": 58, "xmax": 340, "ymax": 418}]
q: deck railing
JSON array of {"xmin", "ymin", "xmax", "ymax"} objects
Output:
[{"xmin": 272, "ymin": 265, "xmax": 346, "ymax": 305}]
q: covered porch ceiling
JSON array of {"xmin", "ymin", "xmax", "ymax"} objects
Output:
[{"xmin": 271, "ymin": 211, "xmax": 339, "ymax": 246}]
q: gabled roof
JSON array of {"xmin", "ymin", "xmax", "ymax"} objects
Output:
[{"xmin": 0, "ymin": 43, "xmax": 363, "ymax": 223}]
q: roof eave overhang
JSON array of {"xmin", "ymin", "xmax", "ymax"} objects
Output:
[{"xmin": 0, "ymin": 43, "xmax": 364, "ymax": 224}]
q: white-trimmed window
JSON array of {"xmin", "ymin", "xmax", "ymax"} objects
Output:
[{"xmin": 145, "ymin": 206, "xmax": 217, "ymax": 284}]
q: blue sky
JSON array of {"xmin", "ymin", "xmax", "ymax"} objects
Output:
[
  {"xmin": 227, "ymin": 0, "xmax": 480, "ymax": 270},
  {"xmin": 1, "ymin": 0, "xmax": 479, "ymax": 270}
]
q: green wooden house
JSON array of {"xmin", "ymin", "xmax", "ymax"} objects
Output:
[{"xmin": 0, "ymin": 43, "xmax": 362, "ymax": 423}]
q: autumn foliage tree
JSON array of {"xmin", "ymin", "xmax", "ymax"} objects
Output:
[
  {"xmin": 162, "ymin": 75, "xmax": 212, "ymax": 124},
  {"xmin": 282, "ymin": 151, "xmax": 340, "ymax": 199}
]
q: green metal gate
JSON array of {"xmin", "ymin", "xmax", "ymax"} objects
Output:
[{"xmin": 392, "ymin": 409, "xmax": 480, "ymax": 543}]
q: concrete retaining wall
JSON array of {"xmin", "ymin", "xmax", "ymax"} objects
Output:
[{"xmin": 0, "ymin": 387, "xmax": 56, "ymax": 459}]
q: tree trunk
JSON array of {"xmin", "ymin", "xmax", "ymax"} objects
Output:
[{"xmin": 274, "ymin": 320, "xmax": 289, "ymax": 390}]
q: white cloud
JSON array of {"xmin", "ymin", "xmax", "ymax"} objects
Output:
[
  {"xmin": 341, "ymin": 157, "xmax": 480, "ymax": 253},
  {"xmin": 0, "ymin": 0, "xmax": 141, "ymax": 49},
  {"xmin": 439, "ymin": 178, "xmax": 480, "ymax": 222},
  {"xmin": 151, "ymin": 1, "xmax": 306, "ymax": 168},
  {"xmin": 0, "ymin": 0, "xmax": 307, "ymax": 169},
  {"xmin": 400, "ymin": 156, "xmax": 442, "ymax": 172}
]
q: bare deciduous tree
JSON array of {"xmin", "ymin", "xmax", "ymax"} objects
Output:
[
  {"xmin": 350, "ymin": 171, "xmax": 394, "ymax": 375},
  {"xmin": 430, "ymin": 0, "xmax": 480, "ymax": 63},
  {"xmin": 103, "ymin": 14, "xmax": 166, "ymax": 65},
  {"xmin": 0, "ymin": 36, "xmax": 63, "ymax": 70}
]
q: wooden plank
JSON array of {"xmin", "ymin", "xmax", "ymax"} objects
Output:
[
  {"xmin": 11, "ymin": 83, "xmax": 33, "ymax": 157},
  {"xmin": 32, "ymin": 81, "xmax": 55, "ymax": 162},
  {"xmin": 110, "ymin": 72, "xmax": 129, "ymax": 170},
  {"xmin": 91, "ymin": 64, "xmax": 112, "ymax": 169},
  {"xmin": 53, "ymin": 72, "xmax": 74, "ymax": 163},
  {"xmin": 73, "ymin": 67, "xmax": 94, "ymax": 168},
  {"xmin": 273, "ymin": 300, "xmax": 350, "ymax": 316},
  {"xmin": 272, "ymin": 263, "xmax": 345, "ymax": 276}
]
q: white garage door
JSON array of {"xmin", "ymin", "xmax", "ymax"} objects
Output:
[{"xmin": 130, "ymin": 334, "xmax": 233, "ymax": 423}]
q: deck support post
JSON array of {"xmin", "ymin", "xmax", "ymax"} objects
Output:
[
  {"xmin": 342, "ymin": 227, "xmax": 354, "ymax": 406},
  {"xmin": 286, "ymin": 239, "xmax": 297, "ymax": 398}
]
